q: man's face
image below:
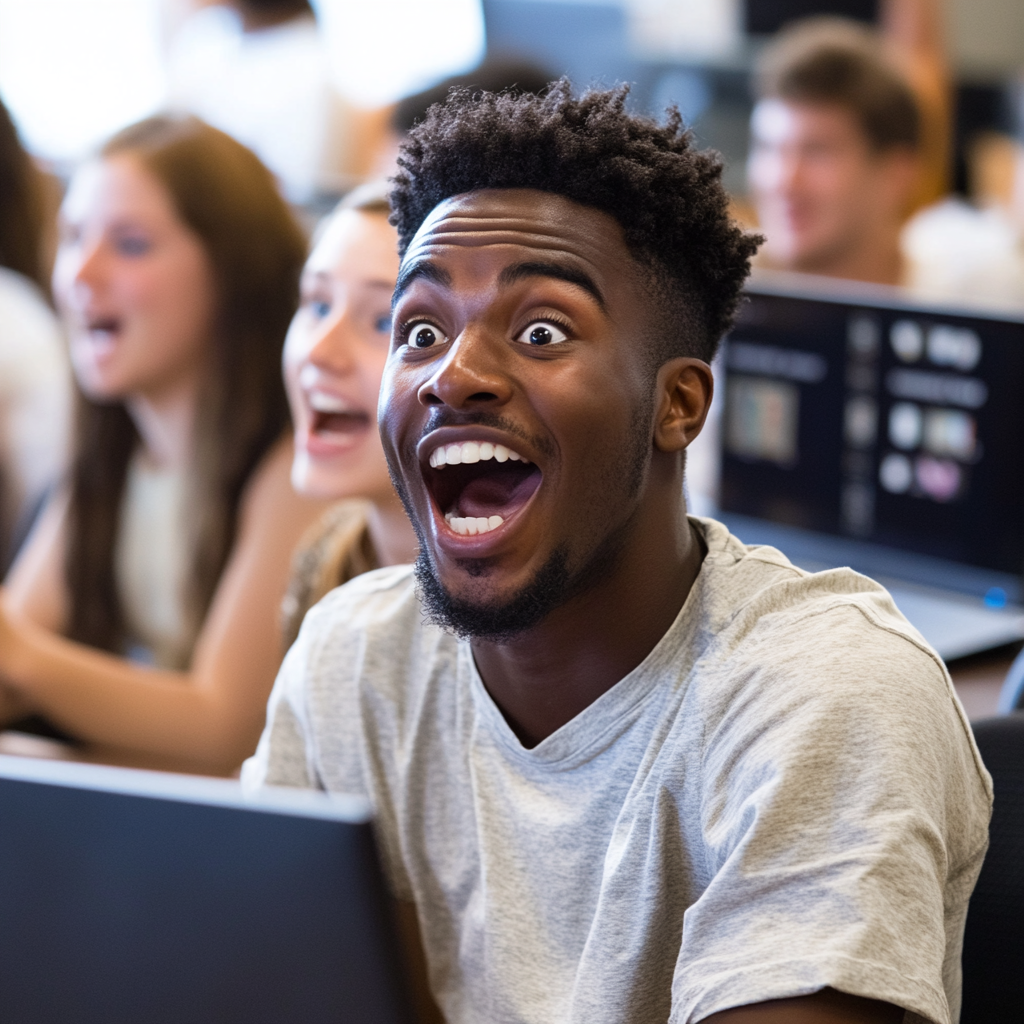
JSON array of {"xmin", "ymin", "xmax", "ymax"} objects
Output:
[
  {"xmin": 379, "ymin": 189, "xmax": 662, "ymax": 636},
  {"xmin": 747, "ymin": 98, "xmax": 901, "ymax": 271}
]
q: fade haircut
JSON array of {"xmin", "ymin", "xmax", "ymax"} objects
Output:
[
  {"xmin": 389, "ymin": 81, "xmax": 760, "ymax": 366},
  {"xmin": 757, "ymin": 17, "xmax": 921, "ymax": 153}
]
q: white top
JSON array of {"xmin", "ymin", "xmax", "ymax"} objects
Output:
[
  {"xmin": 0, "ymin": 267, "xmax": 70, "ymax": 561},
  {"xmin": 166, "ymin": 7, "xmax": 357, "ymax": 202},
  {"xmin": 114, "ymin": 454, "xmax": 191, "ymax": 670},
  {"xmin": 244, "ymin": 516, "xmax": 991, "ymax": 1024}
]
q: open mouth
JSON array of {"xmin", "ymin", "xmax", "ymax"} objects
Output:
[
  {"xmin": 424, "ymin": 440, "xmax": 542, "ymax": 536},
  {"xmin": 85, "ymin": 316, "xmax": 121, "ymax": 342},
  {"xmin": 308, "ymin": 391, "xmax": 371, "ymax": 437}
]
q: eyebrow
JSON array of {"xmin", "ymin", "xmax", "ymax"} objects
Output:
[
  {"xmin": 392, "ymin": 260, "xmax": 452, "ymax": 306},
  {"xmin": 497, "ymin": 261, "xmax": 606, "ymax": 309},
  {"xmin": 392, "ymin": 257, "xmax": 605, "ymax": 309}
]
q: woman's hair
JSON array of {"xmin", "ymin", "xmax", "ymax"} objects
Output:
[
  {"xmin": 64, "ymin": 114, "xmax": 308, "ymax": 657},
  {"xmin": 0, "ymin": 97, "xmax": 49, "ymax": 292}
]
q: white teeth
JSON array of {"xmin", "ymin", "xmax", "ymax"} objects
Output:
[
  {"xmin": 428, "ymin": 440, "xmax": 527, "ymax": 469},
  {"xmin": 445, "ymin": 512, "xmax": 505, "ymax": 536},
  {"xmin": 308, "ymin": 391, "xmax": 358, "ymax": 414}
]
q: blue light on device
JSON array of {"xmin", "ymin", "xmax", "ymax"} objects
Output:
[{"xmin": 984, "ymin": 587, "xmax": 1008, "ymax": 609}]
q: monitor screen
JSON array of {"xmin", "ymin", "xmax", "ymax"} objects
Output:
[{"xmin": 719, "ymin": 284, "xmax": 1024, "ymax": 578}]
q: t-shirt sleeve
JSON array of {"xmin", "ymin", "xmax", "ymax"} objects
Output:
[
  {"xmin": 241, "ymin": 610, "xmax": 332, "ymax": 792},
  {"xmin": 670, "ymin": 604, "xmax": 991, "ymax": 1024},
  {"xmin": 241, "ymin": 590, "xmax": 371, "ymax": 797},
  {"xmin": 241, "ymin": 570, "xmax": 419, "ymax": 902}
]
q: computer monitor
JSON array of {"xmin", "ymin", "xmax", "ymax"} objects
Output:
[
  {"xmin": 0, "ymin": 756, "xmax": 413, "ymax": 1024},
  {"xmin": 718, "ymin": 276, "xmax": 1024, "ymax": 606}
]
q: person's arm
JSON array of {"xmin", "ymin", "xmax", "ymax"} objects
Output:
[
  {"xmin": 705, "ymin": 989, "xmax": 904, "ymax": 1022},
  {"xmin": 0, "ymin": 438, "xmax": 331, "ymax": 774}
]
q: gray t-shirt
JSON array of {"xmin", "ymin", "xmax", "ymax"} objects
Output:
[{"xmin": 243, "ymin": 517, "xmax": 991, "ymax": 1024}]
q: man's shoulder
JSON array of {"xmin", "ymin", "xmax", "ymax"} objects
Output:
[
  {"xmin": 693, "ymin": 516, "xmax": 942, "ymax": 681},
  {"xmin": 689, "ymin": 518, "xmax": 990, "ymax": 801},
  {"xmin": 286, "ymin": 563, "xmax": 456, "ymax": 715},
  {"xmin": 303, "ymin": 563, "xmax": 422, "ymax": 638},
  {"xmin": 697, "ymin": 516, "xmax": 910, "ymax": 622}
]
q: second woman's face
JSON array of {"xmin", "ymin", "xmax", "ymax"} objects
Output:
[
  {"xmin": 283, "ymin": 208, "xmax": 400, "ymax": 501},
  {"xmin": 53, "ymin": 155, "xmax": 216, "ymax": 404}
]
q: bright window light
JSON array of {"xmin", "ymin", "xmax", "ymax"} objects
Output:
[
  {"xmin": 314, "ymin": 0, "xmax": 486, "ymax": 109},
  {"xmin": 0, "ymin": 0, "xmax": 166, "ymax": 162}
]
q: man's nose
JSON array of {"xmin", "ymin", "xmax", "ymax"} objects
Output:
[{"xmin": 418, "ymin": 328, "xmax": 513, "ymax": 410}]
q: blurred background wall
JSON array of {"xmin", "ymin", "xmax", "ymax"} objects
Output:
[{"xmin": 0, "ymin": 0, "xmax": 1020, "ymax": 212}]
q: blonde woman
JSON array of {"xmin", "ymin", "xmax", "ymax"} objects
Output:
[{"xmin": 280, "ymin": 182, "xmax": 418, "ymax": 649}]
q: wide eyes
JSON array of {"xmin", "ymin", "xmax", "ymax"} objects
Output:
[
  {"xmin": 400, "ymin": 318, "xmax": 570, "ymax": 351},
  {"xmin": 515, "ymin": 321, "xmax": 569, "ymax": 346},
  {"xmin": 404, "ymin": 321, "xmax": 447, "ymax": 349}
]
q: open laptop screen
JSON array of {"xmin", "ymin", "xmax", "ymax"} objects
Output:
[
  {"xmin": 0, "ymin": 757, "xmax": 413, "ymax": 1024},
  {"xmin": 719, "ymin": 281, "xmax": 1024, "ymax": 582}
]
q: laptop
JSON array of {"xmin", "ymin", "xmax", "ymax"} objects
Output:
[
  {"xmin": 707, "ymin": 272, "xmax": 1024, "ymax": 662},
  {"xmin": 0, "ymin": 756, "xmax": 413, "ymax": 1024}
]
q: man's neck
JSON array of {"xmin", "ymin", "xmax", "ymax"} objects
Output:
[
  {"xmin": 795, "ymin": 226, "xmax": 905, "ymax": 286},
  {"xmin": 470, "ymin": 472, "xmax": 704, "ymax": 748}
]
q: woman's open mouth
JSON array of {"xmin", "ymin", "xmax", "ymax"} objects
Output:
[
  {"xmin": 307, "ymin": 391, "xmax": 371, "ymax": 441},
  {"xmin": 82, "ymin": 316, "xmax": 122, "ymax": 351},
  {"xmin": 423, "ymin": 440, "xmax": 542, "ymax": 536}
]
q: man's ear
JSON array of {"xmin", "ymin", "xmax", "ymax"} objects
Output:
[{"xmin": 653, "ymin": 357, "xmax": 714, "ymax": 453}]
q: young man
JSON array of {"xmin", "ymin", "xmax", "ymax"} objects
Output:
[
  {"xmin": 747, "ymin": 19, "xmax": 923, "ymax": 285},
  {"xmin": 244, "ymin": 84, "xmax": 990, "ymax": 1023}
]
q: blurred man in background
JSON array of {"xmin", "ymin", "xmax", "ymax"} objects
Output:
[{"xmin": 747, "ymin": 17, "xmax": 923, "ymax": 286}]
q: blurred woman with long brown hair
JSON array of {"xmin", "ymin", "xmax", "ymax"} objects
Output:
[{"xmin": 0, "ymin": 114, "xmax": 328, "ymax": 774}]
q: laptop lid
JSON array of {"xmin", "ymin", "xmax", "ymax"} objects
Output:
[
  {"xmin": 0, "ymin": 756, "xmax": 413, "ymax": 1024},
  {"xmin": 715, "ymin": 275, "xmax": 1024, "ymax": 651}
]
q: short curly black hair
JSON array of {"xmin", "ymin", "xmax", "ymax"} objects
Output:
[{"xmin": 389, "ymin": 81, "xmax": 761, "ymax": 365}]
